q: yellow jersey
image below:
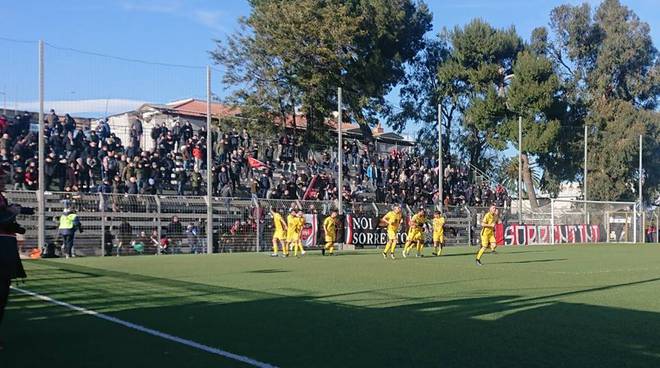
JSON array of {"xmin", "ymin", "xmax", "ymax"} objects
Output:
[
  {"xmin": 295, "ymin": 215, "xmax": 305, "ymax": 233},
  {"xmin": 287, "ymin": 214, "xmax": 297, "ymax": 238},
  {"xmin": 433, "ymin": 217, "xmax": 445, "ymax": 237},
  {"xmin": 410, "ymin": 213, "xmax": 426, "ymax": 230},
  {"xmin": 273, "ymin": 212, "xmax": 285, "ymax": 232},
  {"xmin": 323, "ymin": 217, "xmax": 337, "ymax": 239},
  {"xmin": 383, "ymin": 211, "xmax": 402, "ymax": 233},
  {"xmin": 481, "ymin": 212, "xmax": 497, "ymax": 236},
  {"xmin": 273, "ymin": 212, "xmax": 286, "ymax": 239}
]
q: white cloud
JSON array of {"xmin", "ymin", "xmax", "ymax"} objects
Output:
[
  {"xmin": 120, "ymin": 0, "xmax": 182, "ymax": 14},
  {"xmin": 119, "ymin": 1, "xmax": 228, "ymax": 33},
  {"xmin": 15, "ymin": 99, "xmax": 146, "ymax": 117},
  {"xmin": 192, "ymin": 10, "xmax": 227, "ymax": 32}
]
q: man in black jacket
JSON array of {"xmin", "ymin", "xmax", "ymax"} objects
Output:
[{"xmin": 0, "ymin": 170, "xmax": 28, "ymax": 350}]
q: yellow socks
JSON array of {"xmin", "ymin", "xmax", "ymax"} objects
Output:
[{"xmin": 476, "ymin": 247, "xmax": 486, "ymax": 260}]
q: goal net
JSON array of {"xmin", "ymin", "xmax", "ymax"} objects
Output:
[{"xmin": 549, "ymin": 199, "xmax": 638, "ymax": 244}]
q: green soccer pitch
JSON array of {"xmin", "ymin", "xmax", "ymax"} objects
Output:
[{"xmin": 3, "ymin": 244, "xmax": 660, "ymax": 368}]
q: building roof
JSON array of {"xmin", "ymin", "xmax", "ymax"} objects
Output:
[{"xmin": 166, "ymin": 99, "xmax": 240, "ymax": 118}]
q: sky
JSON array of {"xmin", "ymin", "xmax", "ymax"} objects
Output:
[{"xmin": 1, "ymin": 0, "xmax": 658, "ymax": 132}]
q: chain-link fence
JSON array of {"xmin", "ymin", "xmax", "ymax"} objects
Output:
[{"xmin": 8, "ymin": 190, "xmax": 485, "ymax": 257}]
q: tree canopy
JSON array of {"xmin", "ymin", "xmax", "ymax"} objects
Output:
[
  {"xmin": 211, "ymin": 0, "xmax": 659, "ymax": 203},
  {"xmin": 212, "ymin": 0, "xmax": 431, "ymax": 143}
]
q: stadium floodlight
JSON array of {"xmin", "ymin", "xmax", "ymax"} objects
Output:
[
  {"xmin": 437, "ymin": 103, "xmax": 442, "ymax": 208},
  {"xmin": 639, "ymin": 134, "xmax": 643, "ymax": 243},
  {"xmin": 584, "ymin": 125, "xmax": 588, "ymax": 225},
  {"xmin": 206, "ymin": 66, "xmax": 213, "ymax": 254},
  {"xmin": 0, "ymin": 90, "xmax": 6, "ymax": 115},
  {"xmin": 337, "ymin": 87, "xmax": 343, "ymax": 215},
  {"xmin": 38, "ymin": 40, "xmax": 45, "ymax": 251},
  {"xmin": 518, "ymin": 116, "xmax": 522, "ymax": 224}
]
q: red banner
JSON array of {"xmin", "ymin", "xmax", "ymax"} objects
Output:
[
  {"xmin": 248, "ymin": 156, "xmax": 267, "ymax": 169},
  {"xmin": 495, "ymin": 224, "xmax": 605, "ymax": 245}
]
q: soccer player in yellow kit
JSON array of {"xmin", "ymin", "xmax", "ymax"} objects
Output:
[
  {"xmin": 476, "ymin": 205, "xmax": 498, "ymax": 265},
  {"xmin": 432, "ymin": 211, "xmax": 446, "ymax": 256},
  {"xmin": 403, "ymin": 209, "xmax": 426, "ymax": 258},
  {"xmin": 381, "ymin": 205, "xmax": 402, "ymax": 259},
  {"xmin": 271, "ymin": 207, "xmax": 288, "ymax": 257},
  {"xmin": 322, "ymin": 210, "xmax": 338, "ymax": 256},
  {"xmin": 292, "ymin": 210, "xmax": 306, "ymax": 257},
  {"xmin": 285, "ymin": 209, "xmax": 298, "ymax": 257}
]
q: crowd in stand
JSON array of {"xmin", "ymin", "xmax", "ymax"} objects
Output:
[{"xmin": 0, "ymin": 110, "xmax": 509, "ymax": 209}]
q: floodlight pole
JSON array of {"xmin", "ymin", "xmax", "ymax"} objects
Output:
[
  {"xmin": 639, "ymin": 134, "xmax": 643, "ymax": 243},
  {"xmin": 437, "ymin": 104, "xmax": 443, "ymax": 208},
  {"xmin": 38, "ymin": 40, "xmax": 45, "ymax": 251},
  {"xmin": 206, "ymin": 66, "xmax": 213, "ymax": 254},
  {"xmin": 584, "ymin": 124, "xmax": 588, "ymax": 224},
  {"xmin": 337, "ymin": 87, "xmax": 343, "ymax": 215},
  {"xmin": 518, "ymin": 116, "xmax": 522, "ymax": 224}
]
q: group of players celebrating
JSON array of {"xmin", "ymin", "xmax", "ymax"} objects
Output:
[{"xmin": 269, "ymin": 204, "xmax": 499, "ymax": 265}]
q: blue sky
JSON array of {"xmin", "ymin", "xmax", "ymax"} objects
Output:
[{"xmin": 1, "ymin": 0, "xmax": 658, "ymax": 130}]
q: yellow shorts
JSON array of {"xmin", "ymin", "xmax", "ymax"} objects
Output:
[
  {"xmin": 273, "ymin": 231, "xmax": 286, "ymax": 241},
  {"xmin": 433, "ymin": 234, "xmax": 444, "ymax": 243},
  {"xmin": 481, "ymin": 233, "xmax": 496, "ymax": 247},
  {"xmin": 325, "ymin": 237, "xmax": 335, "ymax": 244},
  {"xmin": 407, "ymin": 229, "xmax": 422, "ymax": 242},
  {"xmin": 387, "ymin": 230, "xmax": 398, "ymax": 242}
]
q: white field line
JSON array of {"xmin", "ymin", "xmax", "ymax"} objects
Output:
[{"xmin": 11, "ymin": 287, "xmax": 278, "ymax": 368}]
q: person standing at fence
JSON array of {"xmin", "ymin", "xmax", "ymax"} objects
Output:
[
  {"xmin": 380, "ymin": 205, "xmax": 402, "ymax": 260},
  {"xmin": 402, "ymin": 208, "xmax": 426, "ymax": 258},
  {"xmin": 476, "ymin": 205, "xmax": 498, "ymax": 266},
  {"xmin": 270, "ymin": 208, "xmax": 288, "ymax": 257},
  {"xmin": 322, "ymin": 210, "xmax": 338, "ymax": 256},
  {"xmin": 167, "ymin": 216, "xmax": 183, "ymax": 254},
  {"xmin": 58, "ymin": 207, "xmax": 82, "ymax": 259},
  {"xmin": 116, "ymin": 218, "xmax": 132, "ymax": 257},
  {"xmin": 432, "ymin": 211, "xmax": 446, "ymax": 256}
]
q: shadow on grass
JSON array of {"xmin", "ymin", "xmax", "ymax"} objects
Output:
[
  {"xmin": 5, "ymin": 261, "xmax": 660, "ymax": 368},
  {"xmin": 490, "ymin": 258, "xmax": 568, "ymax": 264},
  {"xmin": 245, "ymin": 269, "xmax": 290, "ymax": 274}
]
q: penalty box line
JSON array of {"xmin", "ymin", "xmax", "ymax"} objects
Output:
[{"xmin": 11, "ymin": 286, "xmax": 278, "ymax": 368}]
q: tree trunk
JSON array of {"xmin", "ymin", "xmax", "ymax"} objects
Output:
[{"xmin": 521, "ymin": 153, "xmax": 539, "ymax": 209}]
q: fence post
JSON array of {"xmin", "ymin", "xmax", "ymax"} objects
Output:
[
  {"xmin": 655, "ymin": 209, "xmax": 660, "ymax": 243},
  {"xmin": 633, "ymin": 204, "xmax": 638, "ymax": 243},
  {"xmin": 255, "ymin": 198, "xmax": 261, "ymax": 253},
  {"xmin": 550, "ymin": 199, "xmax": 555, "ymax": 245},
  {"xmin": 155, "ymin": 195, "xmax": 162, "ymax": 255},
  {"xmin": 604, "ymin": 211, "xmax": 609, "ymax": 243},
  {"xmin": 465, "ymin": 206, "xmax": 472, "ymax": 246},
  {"xmin": 100, "ymin": 193, "xmax": 106, "ymax": 256},
  {"xmin": 641, "ymin": 211, "xmax": 646, "ymax": 244}
]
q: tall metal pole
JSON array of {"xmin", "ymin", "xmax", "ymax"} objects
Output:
[
  {"xmin": 337, "ymin": 87, "xmax": 343, "ymax": 214},
  {"xmin": 38, "ymin": 40, "xmax": 45, "ymax": 251},
  {"xmin": 518, "ymin": 115, "xmax": 522, "ymax": 224},
  {"xmin": 584, "ymin": 124, "xmax": 588, "ymax": 224},
  {"xmin": 1, "ymin": 91, "xmax": 6, "ymax": 116},
  {"xmin": 437, "ymin": 104, "xmax": 443, "ymax": 208},
  {"xmin": 639, "ymin": 134, "xmax": 643, "ymax": 243},
  {"xmin": 206, "ymin": 66, "xmax": 213, "ymax": 254}
]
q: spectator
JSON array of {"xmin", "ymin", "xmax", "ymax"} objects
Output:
[
  {"xmin": 116, "ymin": 218, "xmax": 132, "ymax": 257},
  {"xmin": 166, "ymin": 216, "xmax": 183, "ymax": 254},
  {"xmin": 58, "ymin": 207, "xmax": 82, "ymax": 259}
]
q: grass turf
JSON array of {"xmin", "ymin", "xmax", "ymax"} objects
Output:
[{"xmin": 2, "ymin": 244, "xmax": 660, "ymax": 368}]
